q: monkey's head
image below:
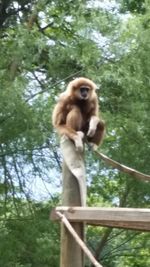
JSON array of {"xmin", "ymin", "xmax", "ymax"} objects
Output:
[{"xmin": 66, "ymin": 77, "xmax": 97, "ymax": 100}]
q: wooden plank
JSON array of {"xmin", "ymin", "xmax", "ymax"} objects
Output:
[{"xmin": 51, "ymin": 207, "xmax": 150, "ymax": 231}]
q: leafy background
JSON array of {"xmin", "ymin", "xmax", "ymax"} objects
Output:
[{"xmin": 0, "ymin": 0, "xmax": 150, "ymax": 266}]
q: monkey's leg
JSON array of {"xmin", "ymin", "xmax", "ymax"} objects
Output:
[
  {"xmin": 66, "ymin": 108, "xmax": 84, "ymax": 151},
  {"xmin": 66, "ymin": 108, "xmax": 83, "ymax": 131}
]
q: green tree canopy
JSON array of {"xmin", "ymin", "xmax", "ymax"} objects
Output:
[{"xmin": 0, "ymin": 0, "xmax": 150, "ymax": 266}]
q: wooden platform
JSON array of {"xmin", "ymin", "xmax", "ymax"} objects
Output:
[{"xmin": 51, "ymin": 207, "xmax": 150, "ymax": 231}]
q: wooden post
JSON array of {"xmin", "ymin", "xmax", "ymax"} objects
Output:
[{"xmin": 60, "ymin": 136, "xmax": 86, "ymax": 267}]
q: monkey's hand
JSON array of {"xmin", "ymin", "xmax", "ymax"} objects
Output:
[
  {"xmin": 74, "ymin": 131, "xmax": 84, "ymax": 151},
  {"xmin": 87, "ymin": 116, "xmax": 100, "ymax": 137}
]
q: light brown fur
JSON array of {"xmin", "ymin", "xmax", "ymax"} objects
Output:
[{"xmin": 52, "ymin": 77, "xmax": 105, "ymax": 150}]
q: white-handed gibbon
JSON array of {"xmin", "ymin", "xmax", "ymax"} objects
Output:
[{"xmin": 52, "ymin": 77, "xmax": 105, "ymax": 151}]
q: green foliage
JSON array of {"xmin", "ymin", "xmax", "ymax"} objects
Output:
[
  {"xmin": 0, "ymin": 0, "xmax": 150, "ymax": 266},
  {"xmin": 119, "ymin": 0, "xmax": 146, "ymax": 14},
  {"xmin": 0, "ymin": 200, "xmax": 60, "ymax": 267}
]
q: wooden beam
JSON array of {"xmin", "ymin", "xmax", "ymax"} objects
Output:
[
  {"xmin": 51, "ymin": 207, "xmax": 150, "ymax": 232},
  {"xmin": 94, "ymin": 151, "xmax": 150, "ymax": 182},
  {"xmin": 57, "ymin": 211, "xmax": 103, "ymax": 267}
]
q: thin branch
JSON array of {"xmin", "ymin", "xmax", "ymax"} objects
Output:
[
  {"xmin": 101, "ymin": 248, "xmax": 148, "ymax": 259},
  {"xmin": 12, "ymin": 155, "xmax": 34, "ymax": 214},
  {"xmin": 37, "ymin": 21, "xmax": 54, "ymax": 31},
  {"xmin": 26, "ymin": 70, "xmax": 82, "ymax": 102},
  {"xmin": 91, "ymin": 228, "xmax": 112, "ymax": 267},
  {"xmin": 46, "ymin": 139, "xmax": 62, "ymax": 171},
  {"xmin": 102, "ymin": 232, "xmax": 140, "ymax": 260},
  {"xmin": 106, "ymin": 229, "xmax": 125, "ymax": 243},
  {"xmin": 91, "ymin": 183, "xmax": 130, "ymax": 266},
  {"xmin": 93, "ymin": 150, "xmax": 150, "ymax": 182},
  {"xmin": 32, "ymin": 71, "xmax": 46, "ymax": 89},
  {"xmin": 1, "ymin": 155, "xmax": 19, "ymax": 215}
]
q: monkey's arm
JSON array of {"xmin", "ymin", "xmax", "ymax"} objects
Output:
[
  {"xmin": 87, "ymin": 98, "xmax": 105, "ymax": 145},
  {"xmin": 87, "ymin": 116, "xmax": 100, "ymax": 137},
  {"xmin": 87, "ymin": 97, "xmax": 101, "ymax": 136}
]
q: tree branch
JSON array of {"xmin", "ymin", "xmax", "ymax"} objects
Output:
[{"xmin": 91, "ymin": 228, "xmax": 112, "ymax": 267}]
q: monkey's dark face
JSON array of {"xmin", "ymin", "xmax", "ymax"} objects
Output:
[
  {"xmin": 74, "ymin": 85, "xmax": 91, "ymax": 100},
  {"xmin": 79, "ymin": 86, "xmax": 90, "ymax": 99},
  {"xmin": 67, "ymin": 77, "xmax": 96, "ymax": 101}
]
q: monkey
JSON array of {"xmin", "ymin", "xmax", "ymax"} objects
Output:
[{"xmin": 52, "ymin": 77, "xmax": 105, "ymax": 151}]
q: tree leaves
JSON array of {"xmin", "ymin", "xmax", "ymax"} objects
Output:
[{"xmin": 0, "ymin": 0, "xmax": 150, "ymax": 266}]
